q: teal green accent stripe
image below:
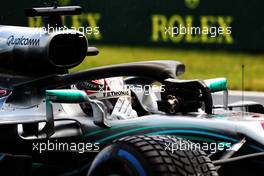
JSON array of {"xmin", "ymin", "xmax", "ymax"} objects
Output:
[
  {"xmin": 82, "ymin": 123, "xmax": 140, "ymax": 138},
  {"xmin": 82, "ymin": 128, "xmax": 108, "ymax": 138},
  {"xmin": 32, "ymin": 163, "xmax": 44, "ymax": 170},
  {"xmin": 0, "ymin": 154, "xmax": 4, "ymax": 161},
  {"xmin": 96, "ymin": 125, "xmax": 207, "ymax": 143},
  {"xmin": 173, "ymin": 135, "xmax": 215, "ymax": 143},
  {"xmin": 248, "ymin": 144, "xmax": 264, "ymax": 152},
  {"xmin": 147, "ymin": 130, "xmax": 237, "ymax": 142},
  {"xmin": 96, "ymin": 126, "xmax": 159, "ymax": 143}
]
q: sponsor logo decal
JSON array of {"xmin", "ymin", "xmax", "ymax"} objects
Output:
[
  {"xmin": 6, "ymin": 35, "xmax": 40, "ymax": 46},
  {"xmin": 103, "ymin": 90, "xmax": 130, "ymax": 97}
]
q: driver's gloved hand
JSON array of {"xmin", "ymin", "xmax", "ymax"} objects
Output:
[{"xmin": 110, "ymin": 97, "xmax": 138, "ymax": 120}]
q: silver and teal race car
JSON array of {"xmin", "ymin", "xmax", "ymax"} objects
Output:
[
  {"xmin": 1, "ymin": 59, "xmax": 264, "ymax": 176},
  {"xmin": 0, "ymin": 5, "xmax": 264, "ymax": 176}
]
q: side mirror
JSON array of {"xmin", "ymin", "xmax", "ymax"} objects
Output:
[
  {"xmin": 204, "ymin": 78, "xmax": 227, "ymax": 93},
  {"xmin": 44, "ymin": 89, "xmax": 110, "ymax": 137},
  {"xmin": 204, "ymin": 78, "xmax": 228, "ymax": 110},
  {"xmin": 46, "ymin": 89, "xmax": 88, "ymax": 103}
]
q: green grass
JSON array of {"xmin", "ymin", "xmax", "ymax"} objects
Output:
[{"xmin": 71, "ymin": 45, "xmax": 264, "ymax": 91}]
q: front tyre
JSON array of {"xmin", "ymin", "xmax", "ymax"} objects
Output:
[{"xmin": 87, "ymin": 135, "xmax": 218, "ymax": 176}]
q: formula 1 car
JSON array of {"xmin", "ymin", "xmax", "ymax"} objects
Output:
[{"xmin": 1, "ymin": 5, "xmax": 264, "ymax": 176}]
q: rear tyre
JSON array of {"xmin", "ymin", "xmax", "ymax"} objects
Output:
[{"xmin": 87, "ymin": 135, "xmax": 218, "ymax": 176}]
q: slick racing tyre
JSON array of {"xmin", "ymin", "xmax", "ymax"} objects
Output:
[{"xmin": 87, "ymin": 135, "xmax": 218, "ymax": 176}]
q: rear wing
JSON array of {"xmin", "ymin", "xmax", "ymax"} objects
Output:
[{"xmin": 24, "ymin": 5, "xmax": 82, "ymax": 27}]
